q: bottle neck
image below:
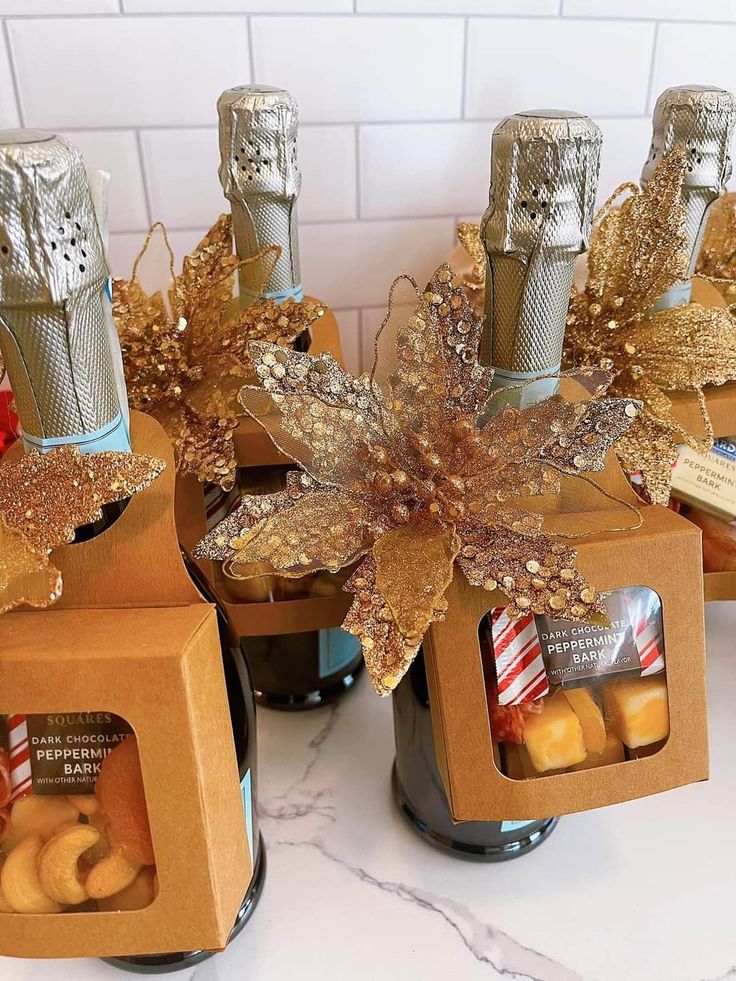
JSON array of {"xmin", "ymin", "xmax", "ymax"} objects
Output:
[
  {"xmin": 0, "ymin": 291, "xmax": 131, "ymax": 455},
  {"xmin": 483, "ymin": 250, "xmax": 575, "ymax": 408},
  {"xmin": 231, "ymin": 197, "xmax": 302, "ymax": 307}
]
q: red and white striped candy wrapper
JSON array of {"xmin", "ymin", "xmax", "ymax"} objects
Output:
[
  {"xmin": 489, "ymin": 608, "xmax": 549, "ymax": 705},
  {"xmin": 624, "ymin": 589, "xmax": 665, "ymax": 676},
  {"xmin": 204, "ymin": 483, "xmax": 240, "ymax": 530},
  {"xmin": 7, "ymin": 714, "xmax": 32, "ymax": 802}
]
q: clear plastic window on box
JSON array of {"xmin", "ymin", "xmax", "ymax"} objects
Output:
[
  {"xmin": 0, "ymin": 714, "xmax": 156, "ymax": 914},
  {"xmin": 480, "ymin": 586, "xmax": 670, "ymax": 779}
]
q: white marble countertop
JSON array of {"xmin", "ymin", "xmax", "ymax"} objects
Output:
[{"xmin": 3, "ymin": 602, "xmax": 735, "ymax": 981}]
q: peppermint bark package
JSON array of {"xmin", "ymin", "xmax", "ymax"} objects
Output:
[
  {"xmin": 423, "ymin": 467, "xmax": 708, "ymax": 822},
  {"xmin": 0, "ymin": 413, "xmax": 251, "ymax": 960}
]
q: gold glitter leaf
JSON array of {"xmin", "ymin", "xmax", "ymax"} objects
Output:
[
  {"xmin": 374, "ymin": 521, "xmax": 459, "ymax": 643},
  {"xmin": 0, "ymin": 446, "xmax": 164, "ymax": 552},
  {"xmin": 0, "ymin": 515, "xmax": 62, "ymax": 615},
  {"xmin": 0, "ymin": 446, "xmax": 164, "ymax": 613}
]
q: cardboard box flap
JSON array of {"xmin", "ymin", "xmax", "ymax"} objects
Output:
[{"xmin": 425, "ymin": 502, "xmax": 709, "ymax": 822}]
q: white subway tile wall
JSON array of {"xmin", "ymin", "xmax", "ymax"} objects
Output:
[{"xmin": 0, "ymin": 4, "xmax": 732, "ymax": 374}]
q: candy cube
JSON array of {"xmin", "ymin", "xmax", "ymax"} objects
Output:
[
  {"xmin": 604, "ymin": 676, "xmax": 669, "ymax": 749},
  {"xmin": 522, "ymin": 693, "xmax": 587, "ymax": 773}
]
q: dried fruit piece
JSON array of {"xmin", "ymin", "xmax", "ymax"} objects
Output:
[
  {"xmin": 38, "ymin": 824, "xmax": 101, "ymax": 906},
  {"xmin": 98, "ymin": 866, "xmax": 157, "ymax": 912},
  {"xmin": 95, "ymin": 737, "xmax": 154, "ymax": 867},
  {"xmin": 562, "ymin": 687, "xmax": 606, "ymax": 754},
  {"xmin": 0, "ymin": 833, "xmax": 61, "ymax": 913},
  {"xmin": 86, "ymin": 848, "xmax": 141, "ymax": 900}
]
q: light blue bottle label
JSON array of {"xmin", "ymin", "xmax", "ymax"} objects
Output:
[
  {"xmin": 241, "ymin": 768, "xmax": 254, "ymax": 863},
  {"xmin": 318, "ymin": 628, "xmax": 361, "ymax": 679},
  {"xmin": 500, "ymin": 819, "xmax": 537, "ymax": 834}
]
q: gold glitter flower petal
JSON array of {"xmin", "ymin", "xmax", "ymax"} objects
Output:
[
  {"xmin": 456, "ymin": 523, "xmax": 608, "ymax": 624},
  {"xmin": 456, "ymin": 222, "xmax": 485, "ymax": 292},
  {"xmin": 0, "ymin": 446, "xmax": 164, "ymax": 552},
  {"xmin": 626, "ymin": 303, "xmax": 736, "ymax": 391},
  {"xmin": 586, "ymin": 148, "xmax": 688, "ymax": 316},
  {"xmin": 216, "ymin": 488, "xmax": 377, "ymax": 577},
  {"xmin": 343, "ymin": 555, "xmax": 445, "ymax": 696},
  {"xmin": 0, "ymin": 514, "xmax": 62, "ymax": 615},
  {"xmin": 373, "ymin": 521, "xmax": 459, "ymax": 642},
  {"xmin": 115, "ymin": 214, "xmax": 317, "ymax": 489},
  {"xmin": 696, "ymin": 191, "xmax": 736, "ymax": 286},
  {"xmin": 614, "ymin": 413, "xmax": 681, "ymax": 507}
]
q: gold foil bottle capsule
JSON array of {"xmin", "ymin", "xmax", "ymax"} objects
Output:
[
  {"xmin": 643, "ymin": 85, "xmax": 736, "ymax": 274},
  {"xmin": 0, "ymin": 130, "xmax": 130, "ymax": 453},
  {"xmin": 218, "ymin": 85, "xmax": 302, "ymax": 305},
  {"xmin": 480, "ymin": 110, "xmax": 601, "ymax": 398}
]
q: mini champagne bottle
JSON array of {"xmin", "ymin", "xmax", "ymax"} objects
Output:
[
  {"xmin": 215, "ymin": 85, "xmax": 364, "ymax": 710},
  {"xmin": 642, "ymin": 84, "xmax": 736, "ymax": 311},
  {"xmin": 0, "ymin": 130, "xmax": 265, "ymax": 972},
  {"xmin": 392, "ymin": 110, "xmax": 602, "ymax": 859},
  {"xmin": 642, "ymin": 87, "xmax": 736, "ymax": 556}
]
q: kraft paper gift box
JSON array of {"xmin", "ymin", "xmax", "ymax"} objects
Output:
[
  {"xmin": 0, "ymin": 412, "xmax": 250, "ymax": 960},
  {"xmin": 422, "ymin": 458, "xmax": 709, "ymax": 823}
]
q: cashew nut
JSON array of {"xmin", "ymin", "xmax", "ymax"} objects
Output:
[
  {"xmin": 0, "ymin": 834, "xmax": 61, "ymax": 913},
  {"xmin": 37, "ymin": 824, "xmax": 101, "ymax": 906},
  {"xmin": 82, "ymin": 811, "xmax": 111, "ymax": 867},
  {"xmin": 1, "ymin": 795, "xmax": 79, "ymax": 853},
  {"xmin": 67, "ymin": 795, "xmax": 100, "ymax": 816},
  {"xmin": 85, "ymin": 847, "xmax": 140, "ymax": 900},
  {"xmin": 98, "ymin": 866, "xmax": 157, "ymax": 912}
]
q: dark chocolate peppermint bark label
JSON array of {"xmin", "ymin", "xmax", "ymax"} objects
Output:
[
  {"xmin": 537, "ymin": 591, "xmax": 641, "ymax": 687},
  {"xmin": 26, "ymin": 712, "xmax": 133, "ymax": 795}
]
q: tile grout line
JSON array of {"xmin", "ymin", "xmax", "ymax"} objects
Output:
[
  {"xmin": 41, "ymin": 114, "xmax": 654, "ymax": 135},
  {"xmin": 354, "ymin": 124, "xmax": 361, "ymax": 220},
  {"xmin": 644, "ymin": 20, "xmax": 660, "ymax": 116},
  {"xmin": 1, "ymin": 11, "xmax": 735, "ymax": 23},
  {"xmin": 2, "ymin": 18, "xmax": 24, "ymax": 128},
  {"xmin": 246, "ymin": 14, "xmax": 256, "ymax": 83}
]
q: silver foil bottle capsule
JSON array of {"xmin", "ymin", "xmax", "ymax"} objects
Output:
[
  {"xmin": 218, "ymin": 84, "xmax": 302, "ymax": 305},
  {"xmin": 480, "ymin": 110, "xmax": 601, "ymax": 402},
  {"xmin": 642, "ymin": 84, "xmax": 736, "ymax": 309},
  {"xmin": 0, "ymin": 130, "xmax": 130, "ymax": 453}
]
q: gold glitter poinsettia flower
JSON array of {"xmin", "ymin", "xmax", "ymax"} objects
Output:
[
  {"xmin": 696, "ymin": 190, "xmax": 736, "ymax": 305},
  {"xmin": 195, "ymin": 264, "xmax": 640, "ymax": 695},
  {"xmin": 0, "ymin": 446, "xmax": 164, "ymax": 614},
  {"xmin": 113, "ymin": 214, "xmax": 325, "ymax": 489},
  {"xmin": 565, "ymin": 147, "xmax": 736, "ymax": 506}
]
